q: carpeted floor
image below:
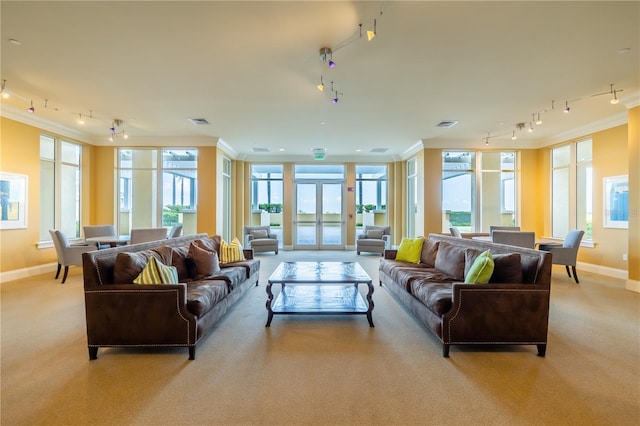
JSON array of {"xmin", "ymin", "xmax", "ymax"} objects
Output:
[{"xmin": 1, "ymin": 250, "xmax": 639, "ymax": 425}]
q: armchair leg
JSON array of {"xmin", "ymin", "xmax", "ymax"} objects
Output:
[
  {"xmin": 55, "ymin": 263, "xmax": 62, "ymax": 279},
  {"xmin": 571, "ymin": 266, "xmax": 580, "ymax": 284},
  {"xmin": 565, "ymin": 265, "xmax": 571, "ymax": 278},
  {"xmin": 61, "ymin": 266, "xmax": 70, "ymax": 284}
]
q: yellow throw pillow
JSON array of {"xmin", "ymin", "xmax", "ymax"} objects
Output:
[
  {"xmin": 133, "ymin": 256, "xmax": 179, "ymax": 284},
  {"xmin": 395, "ymin": 237, "xmax": 424, "ymax": 263},
  {"xmin": 220, "ymin": 237, "xmax": 246, "ymax": 264}
]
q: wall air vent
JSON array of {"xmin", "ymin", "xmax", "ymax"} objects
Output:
[
  {"xmin": 437, "ymin": 121, "xmax": 459, "ymax": 128},
  {"xmin": 369, "ymin": 148, "xmax": 388, "ymax": 153},
  {"xmin": 188, "ymin": 118, "xmax": 210, "ymax": 125},
  {"xmin": 252, "ymin": 147, "xmax": 270, "ymax": 153}
]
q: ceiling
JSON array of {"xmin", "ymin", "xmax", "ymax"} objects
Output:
[{"xmin": 1, "ymin": 1, "xmax": 639, "ymax": 162}]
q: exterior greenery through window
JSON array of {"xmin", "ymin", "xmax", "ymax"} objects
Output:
[
  {"xmin": 39, "ymin": 135, "xmax": 81, "ymax": 241},
  {"xmin": 551, "ymin": 139, "xmax": 592, "ymax": 239}
]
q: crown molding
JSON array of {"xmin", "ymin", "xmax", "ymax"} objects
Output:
[{"xmin": 546, "ymin": 111, "xmax": 628, "ymax": 145}]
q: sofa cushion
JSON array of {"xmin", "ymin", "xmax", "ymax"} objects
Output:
[
  {"xmin": 395, "ymin": 268, "xmax": 456, "ymax": 293},
  {"xmin": 465, "ymin": 249, "xmax": 524, "ymax": 284},
  {"xmin": 220, "ymin": 238, "xmax": 246, "ymax": 264},
  {"xmin": 464, "ymin": 250, "xmax": 494, "ymax": 284},
  {"xmin": 366, "ymin": 229, "xmax": 384, "ymax": 239},
  {"xmin": 213, "ymin": 266, "xmax": 246, "ymax": 290},
  {"xmin": 491, "ymin": 253, "xmax": 524, "ymax": 283},
  {"xmin": 434, "ymin": 241, "xmax": 466, "ymax": 281},
  {"xmin": 186, "ymin": 280, "xmax": 229, "ymax": 317},
  {"xmin": 410, "ymin": 280, "xmax": 453, "ymax": 316},
  {"xmin": 396, "ymin": 237, "xmax": 424, "ymax": 263},
  {"xmin": 133, "ymin": 256, "xmax": 179, "ymax": 285},
  {"xmin": 193, "ymin": 236, "xmax": 222, "ymax": 254},
  {"xmin": 420, "ymin": 238, "xmax": 440, "ymax": 267},
  {"xmin": 189, "ymin": 242, "xmax": 221, "ymax": 279},
  {"xmin": 222, "ymin": 258, "xmax": 260, "ymax": 279},
  {"xmin": 250, "ymin": 229, "xmax": 269, "ymax": 239},
  {"xmin": 171, "ymin": 246, "xmax": 192, "ymax": 282},
  {"xmin": 113, "ymin": 247, "xmax": 173, "ymax": 284}
]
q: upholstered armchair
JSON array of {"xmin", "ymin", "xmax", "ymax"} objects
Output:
[
  {"xmin": 491, "ymin": 230, "xmax": 536, "ymax": 249},
  {"xmin": 538, "ymin": 229, "xmax": 585, "ymax": 284},
  {"xmin": 356, "ymin": 225, "xmax": 391, "ymax": 255},
  {"xmin": 129, "ymin": 228, "xmax": 168, "ymax": 244},
  {"xmin": 168, "ymin": 225, "xmax": 183, "ymax": 238},
  {"xmin": 489, "ymin": 225, "xmax": 520, "ymax": 236},
  {"xmin": 49, "ymin": 229, "xmax": 95, "ymax": 283},
  {"xmin": 449, "ymin": 226, "xmax": 462, "ymax": 238},
  {"xmin": 244, "ymin": 225, "xmax": 278, "ymax": 254}
]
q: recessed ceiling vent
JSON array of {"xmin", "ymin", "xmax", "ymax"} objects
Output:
[
  {"xmin": 437, "ymin": 120, "xmax": 459, "ymax": 128},
  {"xmin": 188, "ymin": 118, "xmax": 210, "ymax": 125},
  {"xmin": 252, "ymin": 147, "xmax": 270, "ymax": 153},
  {"xmin": 369, "ymin": 148, "xmax": 388, "ymax": 153}
]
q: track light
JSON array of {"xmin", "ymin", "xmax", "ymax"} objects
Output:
[
  {"xmin": 367, "ymin": 19, "xmax": 377, "ymax": 41},
  {"xmin": 329, "ymin": 60, "xmax": 335, "ymax": 68},
  {"xmin": 28, "ymin": 100, "xmax": 35, "ymax": 113},
  {"xmin": 564, "ymin": 101, "xmax": 570, "ymax": 113},
  {"xmin": 0, "ymin": 79, "xmax": 9, "ymax": 99},
  {"xmin": 332, "ymin": 91, "xmax": 339, "ymax": 104},
  {"xmin": 528, "ymin": 122, "xmax": 534, "ymax": 132},
  {"xmin": 317, "ymin": 76, "xmax": 324, "ymax": 92},
  {"xmin": 535, "ymin": 113, "xmax": 542, "ymax": 125},
  {"xmin": 109, "ymin": 119, "xmax": 127, "ymax": 141},
  {"xmin": 610, "ymin": 90, "xmax": 619, "ymax": 104},
  {"xmin": 78, "ymin": 113, "xmax": 85, "ymax": 125},
  {"xmin": 319, "ymin": 47, "xmax": 335, "ymax": 68},
  {"xmin": 511, "ymin": 130, "xmax": 517, "ymax": 140}
]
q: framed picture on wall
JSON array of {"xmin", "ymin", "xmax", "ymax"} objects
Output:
[
  {"xmin": 0, "ymin": 172, "xmax": 28, "ymax": 230},
  {"xmin": 603, "ymin": 175, "xmax": 628, "ymax": 229}
]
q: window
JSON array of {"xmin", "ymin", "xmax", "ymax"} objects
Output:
[
  {"xmin": 118, "ymin": 149, "xmax": 197, "ymax": 236},
  {"xmin": 551, "ymin": 139, "xmax": 592, "ymax": 239},
  {"xmin": 222, "ymin": 157, "xmax": 231, "ymax": 241},
  {"xmin": 442, "ymin": 151, "xmax": 518, "ymax": 233},
  {"xmin": 442, "ymin": 152, "xmax": 475, "ymax": 233},
  {"xmin": 355, "ymin": 164, "xmax": 387, "ymax": 235},
  {"xmin": 39, "ymin": 135, "xmax": 81, "ymax": 241},
  {"xmin": 251, "ymin": 164, "xmax": 283, "ymax": 244},
  {"xmin": 407, "ymin": 158, "xmax": 417, "ymax": 237}
]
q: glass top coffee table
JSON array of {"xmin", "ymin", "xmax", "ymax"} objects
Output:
[{"xmin": 266, "ymin": 261, "xmax": 374, "ymax": 327}]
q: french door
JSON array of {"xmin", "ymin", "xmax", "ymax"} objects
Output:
[{"xmin": 294, "ymin": 181, "xmax": 344, "ymax": 250}]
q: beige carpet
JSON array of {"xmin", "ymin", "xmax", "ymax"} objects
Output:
[{"xmin": 1, "ymin": 250, "xmax": 639, "ymax": 426}]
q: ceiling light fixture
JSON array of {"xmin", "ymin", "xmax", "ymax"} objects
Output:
[
  {"xmin": 511, "ymin": 130, "xmax": 517, "ymax": 140},
  {"xmin": 0, "ymin": 79, "xmax": 9, "ymax": 99},
  {"xmin": 317, "ymin": 76, "xmax": 324, "ymax": 92},
  {"xmin": 564, "ymin": 101, "xmax": 570, "ymax": 113},
  {"xmin": 610, "ymin": 84, "xmax": 619, "ymax": 104},
  {"xmin": 319, "ymin": 47, "xmax": 334, "ymax": 68},
  {"xmin": 28, "ymin": 100, "xmax": 35, "ymax": 113},
  {"xmin": 528, "ymin": 122, "xmax": 534, "ymax": 132},
  {"xmin": 109, "ymin": 119, "xmax": 128, "ymax": 141},
  {"xmin": 333, "ymin": 91, "xmax": 339, "ymax": 104},
  {"xmin": 367, "ymin": 19, "xmax": 377, "ymax": 41},
  {"xmin": 536, "ymin": 113, "xmax": 543, "ymax": 125},
  {"xmin": 78, "ymin": 113, "xmax": 85, "ymax": 125}
]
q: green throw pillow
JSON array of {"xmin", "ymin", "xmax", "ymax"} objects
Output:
[
  {"xmin": 395, "ymin": 237, "xmax": 424, "ymax": 263},
  {"xmin": 464, "ymin": 250, "xmax": 494, "ymax": 284},
  {"xmin": 133, "ymin": 256, "xmax": 179, "ymax": 285}
]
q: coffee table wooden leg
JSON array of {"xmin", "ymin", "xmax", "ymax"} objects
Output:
[
  {"xmin": 366, "ymin": 281, "xmax": 374, "ymax": 327},
  {"xmin": 266, "ymin": 282, "xmax": 274, "ymax": 327}
]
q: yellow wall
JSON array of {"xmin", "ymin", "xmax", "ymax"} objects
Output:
[{"xmin": 627, "ymin": 107, "xmax": 639, "ymax": 285}]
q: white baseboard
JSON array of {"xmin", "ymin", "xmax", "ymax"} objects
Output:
[
  {"xmin": 626, "ymin": 279, "xmax": 640, "ymax": 293},
  {"xmin": 576, "ymin": 261, "xmax": 628, "ymax": 280},
  {"xmin": 0, "ymin": 263, "xmax": 58, "ymax": 284}
]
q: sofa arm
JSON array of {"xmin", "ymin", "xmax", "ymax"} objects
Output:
[
  {"xmin": 443, "ymin": 283, "xmax": 550, "ymax": 346},
  {"xmin": 383, "ymin": 249, "xmax": 397, "ymax": 259},
  {"xmin": 84, "ymin": 283, "xmax": 197, "ymax": 349}
]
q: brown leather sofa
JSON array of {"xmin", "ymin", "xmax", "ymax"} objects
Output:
[
  {"xmin": 82, "ymin": 233, "xmax": 259, "ymax": 360},
  {"xmin": 379, "ymin": 234, "xmax": 552, "ymax": 357}
]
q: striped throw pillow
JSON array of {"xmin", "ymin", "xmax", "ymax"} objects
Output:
[
  {"xmin": 220, "ymin": 237, "xmax": 245, "ymax": 264},
  {"xmin": 133, "ymin": 256, "xmax": 179, "ymax": 284}
]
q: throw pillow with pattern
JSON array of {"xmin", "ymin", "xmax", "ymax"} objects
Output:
[
  {"xmin": 220, "ymin": 237, "xmax": 246, "ymax": 264},
  {"xmin": 133, "ymin": 256, "xmax": 179, "ymax": 284}
]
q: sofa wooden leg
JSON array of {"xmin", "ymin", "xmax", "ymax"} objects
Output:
[
  {"xmin": 442, "ymin": 344, "xmax": 450, "ymax": 357},
  {"xmin": 61, "ymin": 266, "xmax": 69, "ymax": 284},
  {"xmin": 55, "ymin": 263, "xmax": 61, "ymax": 279},
  {"xmin": 537, "ymin": 344, "xmax": 547, "ymax": 357},
  {"xmin": 572, "ymin": 266, "xmax": 580, "ymax": 284},
  {"xmin": 189, "ymin": 347, "xmax": 196, "ymax": 360},
  {"xmin": 89, "ymin": 347, "xmax": 98, "ymax": 360}
]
